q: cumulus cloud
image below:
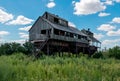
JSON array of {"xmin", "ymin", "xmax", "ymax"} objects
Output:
[
  {"xmin": 6, "ymin": 15, "xmax": 34, "ymax": 25},
  {"xmin": 116, "ymin": 0, "xmax": 120, "ymax": 3},
  {"xmin": 46, "ymin": 0, "xmax": 56, "ymax": 8},
  {"xmin": 104, "ymin": 0, "xmax": 113, "ymax": 5},
  {"xmin": 107, "ymin": 29, "xmax": 120, "ymax": 36},
  {"xmin": 0, "ymin": 31, "xmax": 10, "ymax": 36},
  {"xmin": 97, "ymin": 24, "xmax": 116, "ymax": 31},
  {"xmin": 102, "ymin": 39, "xmax": 120, "ymax": 46},
  {"xmin": 98, "ymin": 12, "xmax": 110, "ymax": 17},
  {"xmin": 19, "ymin": 32, "xmax": 28, "ymax": 39},
  {"xmin": 94, "ymin": 33, "xmax": 104, "ymax": 40},
  {"xmin": 68, "ymin": 22, "xmax": 76, "ymax": 28},
  {"xmin": 19, "ymin": 25, "xmax": 32, "ymax": 31},
  {"xmin": 73, "ymin": 0, "xmax": 106, "ymax": 15},
  {"xmin": 0, "ymin": 8, "xmax": 13, "ymax": 23},
  {"xmin": 112, "ymin": 17, "xmax": 120, "ymax": 23},
  {"xmin": 0, "ymin": 31, "xmax": 10, "ymax": 42}
]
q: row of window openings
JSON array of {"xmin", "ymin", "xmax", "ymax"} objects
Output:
[
  {"xmin": 45, "ymin": 14, "xmax": 66, "ymax": 25},
  {"xmin": 41, "ymin": 29, "xmax": 87, "ymax": 40}
]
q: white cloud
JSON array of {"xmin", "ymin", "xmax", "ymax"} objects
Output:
[
  {"xmin": 112, "ymin": 17, "xmax": 120, "ymax": 23},
  {"xmin": 68, "ymin": 22, "xmax": 76, "ymax": 28},
  {"xmin": 7, "ymin": 15, "xmax": 34, "ymax": 25},
  {"xmin": 73, "ymin": 0, "xmax": 106, "ymax": 15},
  {"xmin": 107, "ymin": 29, "xmax": 120, "ymax": 36},
  {"xmin": 104, "ymin": 0, "xmax": 113, "ymax": 5},
  {"xmin": 102, "ymin": 39, "xmax": 120, "ymax": 46},
  {"xmin": 19, "ymin": 32, "xmax": 28, "ymax": 39},
  {"xmin": 98, "ymin": 12, "xmax": 110, "ymax": 17},
  {"xmin": 46, "ymin": 1, "xmax": 56, "ymax": 8},
  {"xmin": 0, "ymin": 31, "xmax": 10, "ymax": 36},
  {"xmin": 19, "ymin": 25, "xmax": 32, "ymax": 31},
  {"xmin": 97, "ymin": 24, "xmax": 116, "ymax": 31},
  {"xmin": 0, "ymin": 8, "xmax": 13, "ymax": 23},
  {"xmin": 0, "ymin": 31, "xmax": 10, "ymax": 43},
  {"xmin": 94, "ymin": 33, "xmax": 104, "ymax": 40},
  {"xmin": 116, "ymin": 0, "xmax": 120, "ymax": 3}
]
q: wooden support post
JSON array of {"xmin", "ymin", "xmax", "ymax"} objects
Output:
[
  {"xmin": 68, "ymin": 47, "xmax": 70, "ymax": 57},
  {"xmin": 59, "ymin": 51, "xmax": 60, "ymax": 57},
  {"xmin": 47, "ymin": 42, "xmax": 49, "ymax": 55},
  {"xmin": 83, "ymin": 47, "xmax": 85, "ymax": 54},
  {"xmin": 76, "ymin": 44, "xmax": 78, "ymax": 57}
]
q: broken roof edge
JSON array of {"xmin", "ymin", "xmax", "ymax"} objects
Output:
[{"xmin": 43, "ymin": 11, "xmax": 68, "ymax": 23}]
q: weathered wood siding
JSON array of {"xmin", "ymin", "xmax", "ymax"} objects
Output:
[{"xmin": 29, "ymin": 17, "xmax": 53, "ymax": 41}]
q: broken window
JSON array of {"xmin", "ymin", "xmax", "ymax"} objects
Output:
[
  {"xmin": 54, "ymin": 29, "xmax": 59, "ymax": 35},
  {"xmin": 59, "ymin": 30, "xmax": 65, "ymax": 36},
  {"xmin": 70, "ymin": 33, "xmax": 74, "ymax": 38},
  {"xmin": 66, "ymin": 32, "xmax": 70, "ymax": 37},
  {"xmin": 78, "ymin": 35, "xmax": 81, "ymax": 39},
  {"xmin": 41, "ymin": 30, "xmax": 46, "ymax": 34},
  {"xmin": 54, "ymin": 17, "xmax": 59, "ymax": 23}
]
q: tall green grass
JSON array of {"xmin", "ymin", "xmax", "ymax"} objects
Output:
[{"xmin": 0, "ymin": 53, "xmax": 120, "ymax": 81}]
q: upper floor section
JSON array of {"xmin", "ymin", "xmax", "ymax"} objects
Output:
[
  {"xmin": 29, "ymin": 12, "xmax": 101, "ymax": 47},
  {"xmin": 81, "ymin": 29, "xmax": 93, "ymax": 37},
  {"xmin": 42, "ymin": 12, "xmax": 68, "ymax": 27}
]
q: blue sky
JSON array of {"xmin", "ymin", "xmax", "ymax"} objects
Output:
[{"xmin": 0, "ymin": 0, "xmax": 120, "ymax": 49}]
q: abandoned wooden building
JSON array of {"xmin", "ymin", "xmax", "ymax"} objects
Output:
[{"xmin": 29, "ymin": 12, "xmax": 101, "ymax": 55}]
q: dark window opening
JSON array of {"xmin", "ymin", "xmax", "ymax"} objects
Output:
[
  {"xmin": 54, "ymin": 29, "xmax": 59, "ymax": 35},
  {"xmin": 41, "ymin": 30, "xmax": 46, "ymax": 34},
  {"xmin": 74, "ymin": 34, "xmax": 78, "ymax": 38},
  {"xmin": 70, "ymin": 33, "xmax": 74, "ymax": 38},
  {"xmin": 54, "ymin": 17, "xmax": 59, "ymax": 23},
  {"xmin": 54, "ymin": 29, "xmax": 65, "ymax": 36},
  {"xmin": 78, "ymin": 35, "xmax": 81, "ymax": 39},
  {"xmin": 59, "ymin": 30, "xmax": 65, "ymax": 36},
  {"xmin": 66, "ymin": 32, "xmax": 70, "ymax": 37},
  {"xmin": 84, "ymin": 36, "xmax": 87, "ymax": 40}
]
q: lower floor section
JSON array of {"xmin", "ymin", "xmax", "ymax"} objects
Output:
[{"xmin": 32, "ymin": 39, "xmax": 98, "ymax": 56}]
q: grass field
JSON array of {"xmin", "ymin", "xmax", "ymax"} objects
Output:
[{"xmin": 0, "ymin": 53, "xmax": 120, "ymax": 81}]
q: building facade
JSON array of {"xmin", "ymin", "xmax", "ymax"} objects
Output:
[{"xmin": 29, "ymin": 12, "xmax": 101, "ymax": 56}]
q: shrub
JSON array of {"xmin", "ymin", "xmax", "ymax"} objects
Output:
[
  {"xmin": 108, "ymin": 46, "xmax": 120, "ymax": 59},
  {"xmin": 92, "ymin": 51, "xmax": 103, "ymax": 58}
]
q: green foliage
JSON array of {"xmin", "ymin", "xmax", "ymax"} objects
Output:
[
  {"xmin": 0, "ymin": 42, "xmax": 34, "ymax": 56},
  {"xmin": 108, "ymin": 46, "xmax": 120, "ymax": 59},
  {"xmin": 92, "ymin": 51, "xmax": 103, "ymax": 58},
  {"xmin": 0, "ymin": 53, "xmax": 120, "ymax": 81},
  {"xmin": 23, "ymin": 42, "xmax": 34, "ymax": 55},
  {"xmin": 0, "ymin": 42, "xmax": 24, "ymax": 55}
]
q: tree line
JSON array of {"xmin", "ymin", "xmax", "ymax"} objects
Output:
[
  {"xmin": 0, "ymin": 42, "xmax": 120, "ymax": 59},
  {"xmin": 0, "ymin": 42, "xmax": 33, "ymax": 56}
]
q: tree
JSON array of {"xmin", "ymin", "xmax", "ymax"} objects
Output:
[
  {"xmin": 108, "ymin": 46, "xmax": 120, "ymax": 59},
  {"xmin": 0, "ymin": 42, "xmax": 25, "ymax": 55},
  {"xmin": 23, "ymin": 42, "xmax": 34, "ymax": 55}
]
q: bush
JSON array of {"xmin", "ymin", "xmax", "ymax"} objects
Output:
[
  {"xmin": 92, "ymin": 51, "xmax": 103, "ymax": 58},
  {"xmin": 108, "ymin": 46, "xmax": 120, "ymax": 59}
]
